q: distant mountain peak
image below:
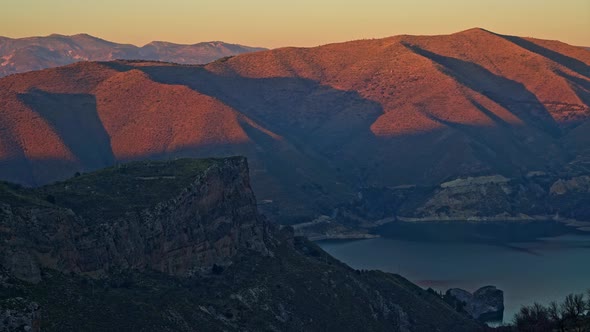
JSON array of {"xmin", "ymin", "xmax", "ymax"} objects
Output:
[
  {"xmin": 0, "ymin": 34, "xmax": 268, "ymax": 76},
  {"xmin": 452, "ymin": 27, "xmax": 499, "ymax": 38},
  {"xmin": 458, "ymin": 27, "xmax": 493, "ymax": 33}
]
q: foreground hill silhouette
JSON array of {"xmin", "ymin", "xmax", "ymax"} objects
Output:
[
  {"xmin": 0, "ymin": 28, "xmax": 589, "ymax": 222},
  {"xmin": 0, "ymin": 158, "xmax": 480, "ymax": 331},
  {"xmin": 0, "ymin": 33, "xmax": 266, "ymax": 77}
]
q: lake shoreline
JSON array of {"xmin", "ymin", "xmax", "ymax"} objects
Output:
[
  {"xmin": 308, "ymin": 218, "xmax": 590, "ymax": 243},
  {"xmin": 318, "ymin": 231, "xmax": 590, "ymax": 323}
]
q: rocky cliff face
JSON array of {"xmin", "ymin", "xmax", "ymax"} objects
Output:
[{"xmin": 0, "ymin": 157, "xmax": 268, "ymax": 282}]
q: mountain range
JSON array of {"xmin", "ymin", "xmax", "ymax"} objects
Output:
[
  {"xmin": 0, "ymin": 33, "xmax": 266, "ymax": 77},
  {"xmin": 0, "ymin": 28, "xmax": 589, "ymax": 226}
]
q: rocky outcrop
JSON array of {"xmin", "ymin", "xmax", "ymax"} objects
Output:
[
  {"xmin": 447, "ymin": 286, "xmax": 504, "ymax": 321},
  {"xmin": 547, "ymin": 176, "xmax": 590, "ymax": 221},
  {"xmin": 550, "ymin": 176, "xmax": 590, "ymax": 195},
  {"xmin": 0, "ymin": 157, "xmax": 269, "ymax": 282},
  {"xmin": 417, "ymin": 175, "xmax": 524, "ymax": 220}
]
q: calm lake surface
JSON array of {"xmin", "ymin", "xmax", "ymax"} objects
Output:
[{"xmin": 318, "ymin": 223, "xmax": 590, "ymax": 324}]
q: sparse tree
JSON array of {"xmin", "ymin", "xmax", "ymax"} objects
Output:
[
  {"xmin": 514, "ymin": 303, "xmax": 552, "ymax": 332},
  {"xmin": 508, "ymin": 292, "xmax": 590, "ymax": 332},
  {"xmin": 562, "ymin": 293, "xmax": 585, "ymax": 319},
  {"xmin": 548, "ymin": 301, "xmax": 565, "ymax": 332}
]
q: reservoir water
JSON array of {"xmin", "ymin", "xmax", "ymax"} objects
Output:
[{"xmin": 318, "ymin": 222, "xmax": 590, "ymax": 324}]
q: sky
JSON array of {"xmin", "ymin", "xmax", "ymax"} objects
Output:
[{"xmin": 1, "ymin": 0, "xmax": 589, "ymax": 48}]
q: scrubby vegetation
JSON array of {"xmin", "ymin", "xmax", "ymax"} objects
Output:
[
  {"xmin": 33, "ymin": 158, "xmax": 218, "ymax": 220},
  {"xmin": 485, "ymin": 291, "xmax": 590, "ymax": 332},
  {"xmin": 512, "ymin": 292, "xmax": 589, "ymax": 332},
  {"xmin": 0, "ymin": 238, "xmax": 482, "ymax": 332}
]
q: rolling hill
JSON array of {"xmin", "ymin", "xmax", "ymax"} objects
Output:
[{"xmin": 0, "ymin": 28, "xmax": 589, "ymax": 223}]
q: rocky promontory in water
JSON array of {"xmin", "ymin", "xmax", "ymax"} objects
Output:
[{"xmin": 445, "ymin": 286, "xmax": 504, "ymax": 322}]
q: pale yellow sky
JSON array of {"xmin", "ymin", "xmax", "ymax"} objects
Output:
[{"xmin": 1, "ymin": 0, "xmax": 589, "ymax": 48}]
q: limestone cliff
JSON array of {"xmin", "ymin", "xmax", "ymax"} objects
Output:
[{"xmin": 0, "ymin": 157, "xmax": 268, "ymax": 282}]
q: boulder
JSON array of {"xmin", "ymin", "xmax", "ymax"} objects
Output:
[{"xmin": 447, "ymin": 286, "xmax": 504, "ymax": 321}]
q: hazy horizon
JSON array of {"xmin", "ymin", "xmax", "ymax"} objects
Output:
[{"xmin": 2, "ymin": 0, "xmax": 589, "ymax": 48}]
